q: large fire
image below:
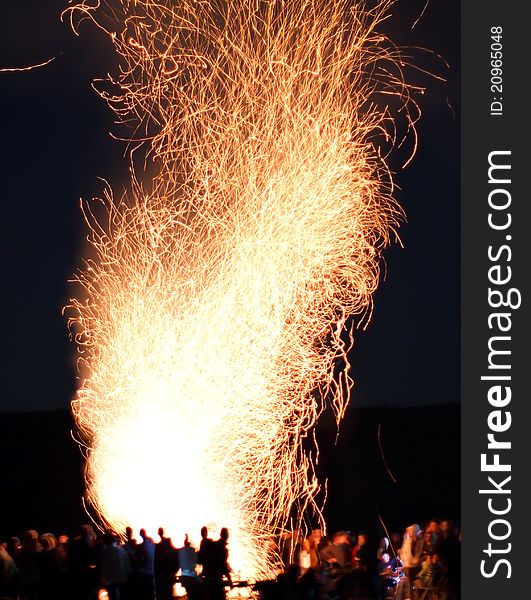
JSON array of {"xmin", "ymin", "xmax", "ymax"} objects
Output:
[{"xmin": 65, "ymin": 0, "xmax": 418, "ymax": 579}]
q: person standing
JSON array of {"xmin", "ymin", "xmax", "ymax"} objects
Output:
[
  {"xmin": 154, "ymin": 528, "xmax": 178, "ymax": 600},
  {"xmin": 178, "ymin": 535, "xmax": 200, "ymax": 600},
  {"xmin": 396, "ymin": 524, "xmax": 424, "ymax": 600},
  {"xmin": 136, "ymin": 529, "xmax": 156, "ymax": 600},
  {"xmin": 67, "ymin": 524, "xmax": 100, "ymax": 600},
  {"xmin": 123, "ymin": 527, "xmax": 138, "ymax": 600},
  {"xmin": 39, "ymin": 533, "xmax": 68, "ymax": 600},
  {"xmin": 15, "ymin": 529, "xmax": 41, "ymax": 600},
  {"xmin": 0, "ymin": 542, "xmax": 19, "ymax": 599},
  {"xmin": 100, "ymin": 531, "xmax": 131, "ymax": 600},
  {"xmin": 197, "ymin": 527, "xmax": 212, "ymax": 576},
  {"xmin": 202, "ymin": 528, "xmax": 232, "ymax": 600},
  {"xmin": 400, "ymin": 524, "xmax": 423, "ymax": 581}
]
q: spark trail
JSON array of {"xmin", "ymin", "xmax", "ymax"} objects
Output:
[{"xmin": 65, "ymin": 0, "xmax": 419, "ymax": 578}]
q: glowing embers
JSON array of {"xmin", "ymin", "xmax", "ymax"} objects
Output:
[{"xmin": 66, "ymin": 0, "xmax": 414, "ymax": 578}]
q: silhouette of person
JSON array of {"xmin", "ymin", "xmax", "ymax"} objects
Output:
[
  {"xmin": 178, "ymin": 534, "xmax": 200, "ymax": 600},
  {"xmin": 202, "ymin": 528, "xmax": 232, "ymax": 600},
  {"xmin": 136, "ymin": 529, "xmax": 155, "ymax": 600},
  {"xmin": 67, "ymin": 524, "xmax": 100, "ymax": 600},
  {"xmin": 197, "ymin": 526, "xmax": 213, "ymax": 575},
  {"xmin": 39, "ymin": 532, "xmax": 68, "ymax": 600},
  {"xmin": 154, "ymin": 528, "xmax": 178, "ymax": 600},
  {"xmin": 15, "ymin": 529, "xmax": 41, "ymax": 600},
  {"xmin": 124, "ymin": 527, "xmax": 138, "ymax": 565},
  {"xmin": 100, "ymin": 531, "xmax": 131, "ymax": 600},
  {"xmin": 0, "ymin": 543, "xmax": 18, "ymax": 600},
  {"xmin": 123, "ymin": 527, "xmax": 138, "ymax": 600}
]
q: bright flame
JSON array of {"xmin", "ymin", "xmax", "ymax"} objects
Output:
[{"xmin": 65, "ymin": 0, "xmax": 419, "ymax": 579}]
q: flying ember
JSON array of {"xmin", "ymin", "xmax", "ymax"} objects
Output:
[{"xmin": 65, "ymin": 0, "xmax": 419, "ymax": 579}]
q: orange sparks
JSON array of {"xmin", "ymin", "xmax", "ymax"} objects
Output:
[{"xmin": 65, "ymin": 0, "xmax": 420, "ymax": 578}]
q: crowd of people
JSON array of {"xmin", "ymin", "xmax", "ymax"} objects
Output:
[
  {"xmin": 0, "ymin": 524, "xmax": 231, "ymax": 600},
  {"xmin": 277, "ymin": 518, "xmax": 460, "ymax": 600},
  {"xmin": 0, "ymin": 518, "xmax": 460, "ymax": 600}
]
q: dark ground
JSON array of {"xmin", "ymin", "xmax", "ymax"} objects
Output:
[{"xmin": 0, "ymin": 404, "xmax": 459, "ymax": 541}]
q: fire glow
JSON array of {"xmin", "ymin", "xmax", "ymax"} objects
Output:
[{"xmin": 65, "ymin": 0, "xmax": 419, "ymax": 579}]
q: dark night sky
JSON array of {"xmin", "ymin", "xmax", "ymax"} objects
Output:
[{"xmin": 0, "ymin": 0, "xmax": 459, "ymax": 412}]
